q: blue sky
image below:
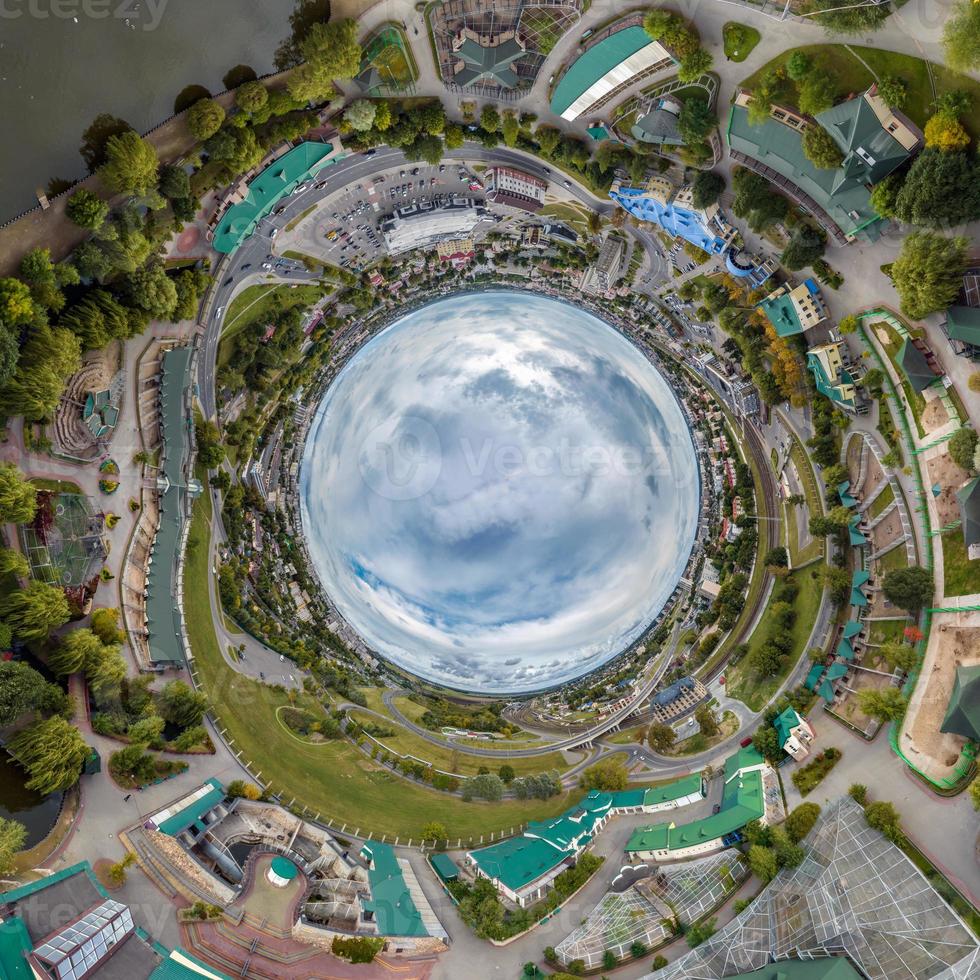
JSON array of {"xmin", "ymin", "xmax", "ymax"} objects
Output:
[{"xmin": 300, "ymin": 292, "xmax": 699, "ymax": 693}]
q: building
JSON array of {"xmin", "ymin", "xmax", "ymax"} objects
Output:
[
  {"xmin": 807, "ymin": 341, "xmax": 862, "ymax": 412},
  {"xmin": 644, "ymin": 797, "xmax": 980, "ymax": 980},
  {"xmin": 726, "ymin": 86, "xmax": 921, "ymax": 245},
  {"xmin": 550, "ymin": 22, "xmax": 675, "ymax": 121},
  {"xmin": 956, "ymin": 477, "xmax": 980, "ymax": 561},
  {"xmin": 452, "ymin": 30, "xmax": 526, "ymax": 88},
  {"xmin": 380, "ymin": 198, "xmax": 488, "ymax": 254},
  {"xmin": 702, "ymin": 356, "xmax": 761, "ymax": 417},
  {"xmin": 941, "ymin": 665, "xmax": 980, "ymax": 741},
  {"xmin": 581, "ymin": 234, "xmax": 625, "ymax": 294},
  {"xmin": 896, "ymin": 337, "xmax": 940, "ymax": 391},
  {"xmin": 485, "ymin": 166, "xmax": 547, "ymax": 212},
  {"xmin": 0, "ymin": 861, "xmax": 229, "ymax": 980},
  {"xmin": 944, "ymin": 305, "xmax": 980, "ymax": 358},
  {"xmin": 209, "ymin": 141, "xmax": 346, "ymax": 254},
  {"xmin": 468, "ymin": 774, "xmax": 705, "ymax": 906},
  {"xmin": 434, "ymin": 237, "xmax": 476, "ymax": 266},
  {"xmin": 725, "ymin": 249, "xmax": 777, "ymax": 289},
  {"xmin": 646, "ymin": 676, "xmax": 708, "ymax": 724},
  {"xmin": 626, "ymin": 746, "xmax": 770, "ymax": 861},
  {"xmin": 609, "ymin": 175, "xmax": 736, "ymax": 255},
  {"xmin": 359, "ymin": 842, "xmax": 428, "ymax": 938},
  {"xmin": 629, "ymin": 93, "xmax": 684, "ymax": 146},
  {"xmin": 757, "ymin": 280, "xmax": 828, "ymax": 337},
  {"xmin": 773, "ymin": 706, "xmax": 814, "ymax": 761}
]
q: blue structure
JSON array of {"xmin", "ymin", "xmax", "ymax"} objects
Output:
[
  {"xmin": 725, "ymin": 249, "xmax": 776, "ymax": 288},
  {"xmin": 609, "ymin": 178, "xmax": 731, "ymax": 255}
]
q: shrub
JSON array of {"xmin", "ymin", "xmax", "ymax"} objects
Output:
[
  {"xmin": 791, "ymin": 747, "xmax": 841, "ymax": 796},
  {"xmin": 331, "ymin": 936, "xmax": 384, "ymax": 964}
]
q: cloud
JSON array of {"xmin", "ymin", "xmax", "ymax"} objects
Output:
[{"xmin": 300, "ymin": 292, "xmax": 698, "ymax": 693}]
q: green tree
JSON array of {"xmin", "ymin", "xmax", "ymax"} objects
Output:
[
  {"xmin": 49, "ymin": 628, "xmax": 104, "ymax": 675},
  {"xmin": 690, "ymin": 170, "xmax": 724, "ymax": 209},
  {"xmin": 0, "ymin": 581, "xmax": 70, "ymax": 640},
  {"xmin": 195, "ymin": 418, "xmax": 225, "ymax": 469},
  {"xmin": 0, "ymin": 661, "xmax": 52, "ymax": 725},
  {"xmin": 747, "ymin": 844, "xmax": 779, "ymax": 882},
  {"xmin": 420, "ymin": 821, "xmax": 447, "ymax": 843},
  {"xmin": 943, "ymin": 0, "xmax": 980, "ymax": 71},
  {"xmin": 876, "ymin": 75, "xmax": 908, "ymax": 109},
  {"xmin": 86, "ymin": 645, "xmax": 126, "ymax": 701},
  {"xmin": 480, "ymin": 105, "xmax": 501, "ymax": 133},
  {"xmin": 969, "ymin": 777, "xmax": 980, "ymax": 811},
  {"xmin": 869, "ymin": 173, "xmax": 902, "ymax": 219},
  {"xmin": 856, "ymin": 686, "xmax": 908, "ymax": 722},
  {"xmin": 287, "ymin": 18, "xmax": 361, "ymax": 103},
  {"xmin": 802, "ymin": 124, "xmax": 843, "ymax": 169},
  {"xmin": 186, "ymin": 98, "xmax": 226, "ymax": 140},
  {"xmin": 235, "ymin": 79, "xmax": 269, "ymax": 114},
  {"xmin": 418, "ymin": 102, "xmax": 446, "ymax": 135},
  {"xmin": 893, "ymin": 151, "xmax": 980, "ymax": 228},
  {"xmin": 7, "ymin": 716, "xmax": 89, "ymax": 794},
  {"xmin": 948, "ymin": 427, "xmax": 978, "ymax": 472},
  {"xmin": 752, "ymin": 725, "xmax": 783, "ymax": 762},
  {"xmin": 0, "ymin": 463, "xmax": 37, "ymax": 525},
  {"xmin": 647, "ymin": 722, "xmax": 676, "ymax": 752},
  {"xmin": 461, "ymin": 772, "xmax": 503, "ymax": 801},
  {"xmin": 579, "ymin": 759, "xmax": 628, "ymax": 791},
  {"xmin": 66, "ymin": 189, "xmax": 109, "ymax": 230},
  {"xmin": 686, "ymin": 916, "xmax": 717, "ymax": 948},
  {"xmin": 602, "ymin": 950, "xmax": 618, "ymax": 970},
  {"xmin": 770, "ymin": 825, "xmax": 805, "ymax": 867},
  {"xmin": 0, "ymin": 277, "xmax": 35, "ymax": 326},
  {"xmin": 786, "ymin": 51, "xmax": 812, "ymax": 81},
  {"xmin": 158, "ymin": 680, "xmax": 208, "ymax": 729},
  {"xmin": 848, "ymin": 783, "xmax": 867, "ymax": 805},
  {"xmin": 444, "ymin": 124, "xmax": 464, "ymax": 150},
  {"xmin": 678, "ymin": 48, "xmax": 713, "ymax": 83},
  {"xmin": 0, "ymin": 547, "xmax": 28, "ymax": 580},
  {"xmin": 98, "ymin": 131, "xmax": 159, "ymax": 195},
  {"xmin": 784, "ymin": 802, "xmax": 821, "ymax": 843},
  {"xmin": 79, "ymin": 113, "xmax": 132, "ymax": 171},
  {"xmin": 798, "ymin": 70, "xmax": 836, "ymax": 116},
  {"xmin": 0, "ymin": 816, "xmax": 27, "ymax": 874},
  {"xmin": 864, "ymin": 800, "xmax": 903, "ymax": 842},
  {"xmin": 695, "ymin": 704, "xmax": 719, "ymax": 737},
  {"xmin": 535, "ymin": 125, "xmax": 561, "ymax": 155},
  {"xmin": 158, "ymin": 164, "xmax": 191, "ymax": 201},
  {"xmin": 128, "ymin": 714, "xmax": 165, "ymax": 747},
  {"xmin": 781, "ymin": 224, "xmax": 826, "ymax": 270},
  {"xmin": 808, "ymin": 0, "xmax": 888, "ymax": 32},
  {"xmin": 124, "ymin": 262, "xmax": 178, "ymax": 319},
  {"xmin": 890, "ymin": 231, "xmax": 968, "ymax": 320},
  {"xmin": 764, "ymin": 546, "xmax": 789, "ymax": 569},
  {"xmin": 498, "ymin": 764, "xmax": 515, "ymax": 784},
  {"xmin": 882, "ymin": 565, "xmax": 934, "ymax": 612},
  {"xmin": 111, "ymin": 743, "xmax": 156, "ymax": 784},
  {"xmin": 501, "ymin": 111, "xmax": 520, "ymax": 147},
  {"xmin": 344, "ymin": 99, "xmax": 377, "ymax": 131},
  {"xmin": 747, "ymin": 67, "xmax": 783, "ymax": 125}
]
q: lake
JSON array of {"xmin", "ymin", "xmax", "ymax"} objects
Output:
[{"xmin": 0, "ymin": 0, "xmax": 295, "ymax": 221}]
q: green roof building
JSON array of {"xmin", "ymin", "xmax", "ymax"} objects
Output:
[
  {"xmin": 805, "ymin": 662, "xmax": 826, "ymax": 690},
  {"xmin": 454, "ymin": 36, "xmax": 526, "ymax": 89},
  {"xmin": 896, "ymin": 338, "xmax": 936, "ymax": 392},
  {"xmin": 0, "ymin": 861, "xmax": 230, "ymax": 980},
  {"xmin": 940, "ymin": 664, "xmax": 980, "ymax": 742},
  {"xmin": 945, "ymin": 305, "xmax": 980, "ymax": 357},
  {"xmin": 956, "ymin": 476, "xmax": 980, "ymax": 559},
  {"xmin": 147, "ymin": 778, "xmax": 226, "ymax": 837},
  {"xmin": 808, "ymin": 342, "xmax": 859, "ymax": 412},
  {"xmin": 838, "ymin": 480, "xmax": 858, "ymax": 507},
  {"xmin": 758, "ymin": 280, "xmax": 828, "ymax": 337},
  {"xmin": 211, "ymin": 141, "xmax": 345, "ymax": 254},
  {"xmin": 430, "ymin": 853, "xmax": 458, "ymax": 884},
  {"xmin": 850, "ymin": 569, "xmax": 870, "ymax": 608},
  {"xmin": 727, "ymin": 87, "xmax": 921, "ymax": 244},
  {"xmin": 848, "ymin": 515, "xmax": 868, "ymax": 548},
  {"xmin": 819, "ymin": 660, "xmax": 849, "ymax": 702},
  {"xmin": 360, "ymin": 841, "xmax": 428, "ymax": 937}
]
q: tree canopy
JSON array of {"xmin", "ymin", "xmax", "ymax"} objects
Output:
[
  {"xmin": 98, "ymin": 131, "xmax": 159, "ymax": 196},
  {"xmin": 7, "ymin": 716, "xmax": 89, "ymax": 794},
  {"xmin": 0, "ymin": 463, "xmax": 37, "ymax": 525},
  {"xmin": 882, "ymin": 566, "xmax": 934, "ymax": 612},
  {"xmin": 943, "ymin": 0, "xmax": 980, "ymax": 72},
  {"xmin": 890, "ymin": 231, "xmax": 969, "ymax": 320}
]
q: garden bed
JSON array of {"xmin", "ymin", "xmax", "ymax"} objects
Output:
[{"xmin": 791, "ymin": 747, "xmax": 841, "ymax": 796}]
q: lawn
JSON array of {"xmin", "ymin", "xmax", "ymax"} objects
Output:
[
  {"xmin": 868, "ymin": 618, "xmax": 910, "ymax": 645},
  {"xmin": 741, "ymin": 45, "xmax": 980, "ymax": 135},
  {"xmin": 539, "ymin": 201, "xmax": 594, "ymax": 239},
  {"xmin": 785, "ymin": 429, "xmax": 824, "ymax": 567},
  {"xmin": 723, "ymin": 22, "xmax": 760, "ymax": 62},
  {"xmin": 30, "ymin": 478, "xmax": 82, "ymax": 494},
  {"xmin": 942, "ymin": 528, "xmax": 980, "ymax": 598},
  {"xmin": 724, "ymin": 565, "xmax": 825, "ymax": 711},
  {"xmin": 867, "ymin": 482, "xmax": 895, "ymax": 520},
  {"xmin": 873, "ymin": 322, "xmax": 927, "ymax": 438},
  {"xmin": 877, "ymin": 544, "xmax": 909, "ymax": 575},
  {"xmin": 184, "ymin": 491, "xmax": 585, "ymax": 840},
  {"xmin": 348, "ymin": 710, "xmax": 571, "ymax": 778}
]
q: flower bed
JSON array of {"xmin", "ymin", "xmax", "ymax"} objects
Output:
[{"xmin": 792, "ymin": 747, "xmax": 841, "ymax": 796}]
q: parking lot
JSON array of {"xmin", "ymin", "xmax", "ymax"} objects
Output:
[{"xmin": 275, "ymin": 161, "xmax": 488, "ymax": 272}]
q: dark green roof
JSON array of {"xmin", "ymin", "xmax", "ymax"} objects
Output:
[
  {"xmin": 470, "ymin": 834, "xmax": 568, "ymax": 892},
  {"xmin": 896, "ymin": 338, "xmax": 936, "ymax": 392},
  {"xmin": 455, "ymin": 37, "xmax": 525, "ymax": 89},
  {"xmin": 726, "ymin": 957, "xmax": 863, "ymax": 980},
  {"xmin": 150, "ymin": 949, "xmax": 233, "ymax": 979},
  {"xmin": 941, "ymin": 664, "xmax": 980, "ymax": 741},
  {"xmin": 360, "ymin": 841, "xmax": 428, "ymax": 937},
  {"xmin": 430, "ymin": 852, "xmax": 458, "ymax": 883},
  {"xmin": 0, "ymin": 918, "xmax": 33, "ymax": 980},
  {"xmin": 838, "ymin": 480, "xmax": 858, "ymax": 507},
  {"xmin": 805, "ymin": 663, "xmax": 826, "ymax": 690},
  {"xmin": 848, "ymin": 516, "xmax": 868, "ymax": 547},
  {"xmin": 808, "ymin": 352, "xmax": 857, "ymax": 410},
  {"xmin": 956, "ymin": 476, "xmax": 980, "ymax": 550},
  {"xmin": 153, "ymin": 778, "xmax": 225, "ymax": 836},
  {"xmin": 946, "ymin": 306, "xmax": 980, "ymax": 346},
  {"xmin": 727, "ymin": 94, "xmax": 913, "ymax": 238}
]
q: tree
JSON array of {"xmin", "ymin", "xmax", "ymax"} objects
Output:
[
  {"xmin": 856, "ymin": 687, "xmax": 908, "ymax": 722},
  {"xmin": 501, "ymin": 111, "xmax": 520, "ymax": 147},
  {"xmin": 498, "ymin": 764, "xmax": 515, "ymax": 784},
  {"xmin": 98, "ymin": 131, "xmax": 159, "ymax": 196},
  {"xmin": 128, "ymin": 715, "xmax": 165, "ymax": 747},
  {"xmin": 770, "ymin": 825, "xmax": 805, "ymax": 868},
  {"xmin": 809, "ymin": 0, "xmax": 888, "ymax": 32},
  {"xmin": 86, "ymin": 646, "xmax": 126, "ymax": 701},
  {"xmin": 227, "ymin": 779, "xmax": 262, "ymax": 800},
  {"xmin": 943, "ymin": 0, "xmax": 980, "ymax": 72},
  {"xmin": 0, "ymin": 277, "xmax": 35, "ymax": 327},
  {"xmin": 786, "ymin": 51, "xmax": 812, "ymax": 81},
  {"xmin": 603, "ymin": 949, "xmax": 618, "ymax": 970},
  {"xmin": 535, "ymin": 125, "xmax": 561, "ymax": 155},
  {"xmin": 882, "ymin": 565, "xmax": 934, "ymax": 612},
  {"xmin": 158, "ymin": 164, "xmax": 191, "ymax": 201},
  {"xmin": 418, "ymin": 102, "xmax": 446, "ymax": 135},
  {"xmin": 408, "ymin": 135, "xmax": 444, "ymax": 166},
  {"xmin": 647, "ymin": 722, "xmax": 676, "ymax": 752},
  {"xmin": 7, "ymin": 716, "xmax": 89, "ymax": 794},
  {"xmin": 0, "ymin": 581, "xmax": 70, "ymax": 640},
  {"xmin": 764, "ymin": 546, "xmax": 788, "ymax": 569},
  {"xmin": 124, "ymin": 262, "xmax": 178, "ymax": 319},
  {"xmin": 685, "ymin": 916, "xmax": 717, "ymax": 948},
  {"xmin": 876, "ymin": 75, "xmax": 908, "ymax": 109},
  {"xmin": 195, "ymin": 418, "xmax": 225, "ymax": 469},
  {"xmin": 0, "ymin": 661, "xmax": 52, "ymax": 725},
  {"xmin": 948, "ymin": 427, "xmax": 978, "ymax": 472},
  {"xmin": 880, "ymin": 642, "xmax": 918, "ymax": 674},
  {"xmin": 48, "ymin": 627, "xmax": 104, "ymax": 675},
  {"xmin": 864, "ymin": 800, "xmax": 902, "ymax": 842},
  {"xmin": 80, "ymin": 113, "xmax": 133, "ymax": 171},
  {"xmin": 111, "ymin": 743, "xmax": 156, "ymax": 784},
  {"xmin": 0, "ymin": 547, "xmax": 28, "ymax": 581},
  {"xmin": 798, "ymin": 70, "xmax": 836, "ymax": 116},
  {"xmin": 579, "ymin": 759, "xmax": 628, "ymax": 791},
  {"xmin": 678, "ymin": 49, "xmax": 713, "ymax": 84},
  {"xmin": 158, "ymin": 680, "xmax": 208, "ymax": 729},
  {"xmin": 848, "ymin": 783, "xmax": 867, "ymax": 805},
  {"xmin": 890, "ymin": 231, "xmax": 968, "ymax": 320},
  {"xmin": 66, "ymin": 189, "xmax": 109, "ymax": 230},
  {"xmin": 461, "ymin": 773, "xmax": 503, "ymax": 801},
  {"xmin": 802, "ymin": 124, "xmax": 843, "ymax": 169},
  {"xmin": 781, "ymin": 225, "xmax": 825, "ymax": 270},
  {"xmin": 747, "ymin": 67, "xmax": 783, "ymax": 125},
  {"xmin": 186, "ymin": 98, "xmax": 225, "ymax": 141},
  {"xmin": 480, "ymin": 105, "xmax": 500, "ymax": 133},
  {"xmin": 235, "ymin": 80, "xmax": 269, "ymax": 114},
  {"xmin": 893, "ymin": 151, "xmax": 980, "ymax": 228},
  {"xmin": 691, "ymin": 170, "xmax": 724, "ymax": 209},
  {"xmin": 695, "ymin": 704, "xmax": 719, "ymax": 737},
  {"xmin": 0, "ymin": 463, "xmax": 37, "ymax": 525},
  {"xmin": 444, "ymin": 124, "xmax": 464, "ymax": 150},
  {"xmin": 752, "ymin": 725, "xmax": 782, "ymax": 762},
  {"xmin": 0, "ymin": 816, "xmax": 26, "ymax": 874},
  {"xmin": 924, "ymin": 111, "xmax": 970, "ymax": 152},
  {"xmin": 344, "ymin": 99, "xmax": 377, "ymax": 131},
  {"xmin": 869, "ymin": 173, "xmax": 902, "ymax": 219},
  {"xmin": 747, "ymin": 844, "xmax": 779, "ymax": 883},
  {"xmin": 420, "ymin": 821, "xmax": 447, "ymax": 843},
  {"xmin": 784, "ymin": 802, "xmax": 821, "ymax": 843}
]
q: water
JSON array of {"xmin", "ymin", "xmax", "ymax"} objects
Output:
[
  {"xmin": 0, "ymin": 752, "xmax": 63, "ymax": 849},
  {"xmin": 0, "ymin": 0, "xmax": 294, "ymax": 221}
]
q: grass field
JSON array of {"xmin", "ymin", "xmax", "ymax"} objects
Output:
[
  {"xmin": 785, "ymin": 428, "xmax": 824, "ymax": 567},
  {"xmin": 874, "ymin": 322, "xmax": 927, "ymax": 438},
  {"xmin": 539, "ymin": 201, "xmax": 594, "ymax": 238},
  {"xmin": 725, "ymin": 565, "xmax": 825, "ymax": 711},
  {"xmin": 877, "ymin": 544, "xmax": 909, "ymax": 574},
  {"xmin": 348, "ymin": 710, "xmax": 572, "ymax": 777},
  {"xmin": 30, "ymin": 478, "xmax": 82, "ymax": 494},
  {"xmin": 868, "ymin": 619, "xmax": 909, "ymax": 645},
  {"xmin": 741, "ymin": 45, "xmax": 980, "ymax": 138},
  {"xmin": 184, "ymin": 491, "xmax": 585, "ymax": 839},
  {"xmin": 218, "ymin": 283, "xmax": 322, "ymax": 368},
  {"xmin": 723, "ymin": 22, "xmax": 760, "ymax": 62},
  {"xmin": 867, "ymin": 483, "xmax": 895, "ymax": 520},
  {"xmin": 942, "ymin": 528, "xmax": 980, "ymax": 598}
]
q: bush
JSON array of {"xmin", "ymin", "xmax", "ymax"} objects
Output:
[
  {"xmin": 331, "ymin": 936, "xmax": 384, "ymax": 964},
  {"xmin": 784, "ymin": 802, "xmax": 821, "ymax": 842},
  {"xmin": 791, "ymin": 747, "xmax": 841, "ymax": 796}
]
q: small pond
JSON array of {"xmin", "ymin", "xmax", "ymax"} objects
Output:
[{"xmin": 0, "ymin": 752, "xmax": 63, "ymax": 849}]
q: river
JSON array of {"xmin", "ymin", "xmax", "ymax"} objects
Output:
[{"xmin": 0, "ymin": 0, "xmax": 296, "ymax": 222}]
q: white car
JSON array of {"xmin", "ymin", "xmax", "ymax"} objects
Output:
[
  {"xmin": 292, "ymin": 183, "xmax": 308, "ymax": 194},
  {"xmin": 215, "ymin": 306, "xmax": 224, "ymax": 318},
  {"xmin": 261, "ymin": 262, "xmax": 273, "ymax": 270}
]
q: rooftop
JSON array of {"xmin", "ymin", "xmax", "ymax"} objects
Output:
[
  {"xmin": 957, "ymin": 476, "xmax": 980, "ymax": 552},
  {"xmin": 454, "ymin": 36, "xmax": 525, "ymax": 89},
  {"xmin": 360, "ymin": 841, "xmax": 428, "ymax": 937},
  {"xmin": 946, "ymin": 305, "xmax": 980, "ymax": 347},
  {"xmin": 941, "ymin": 664, "xmax": 980, "ymax": 742},
  {"xmin": 896, "ymin": 338, "xmax": 936, "ymax": 392}
]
